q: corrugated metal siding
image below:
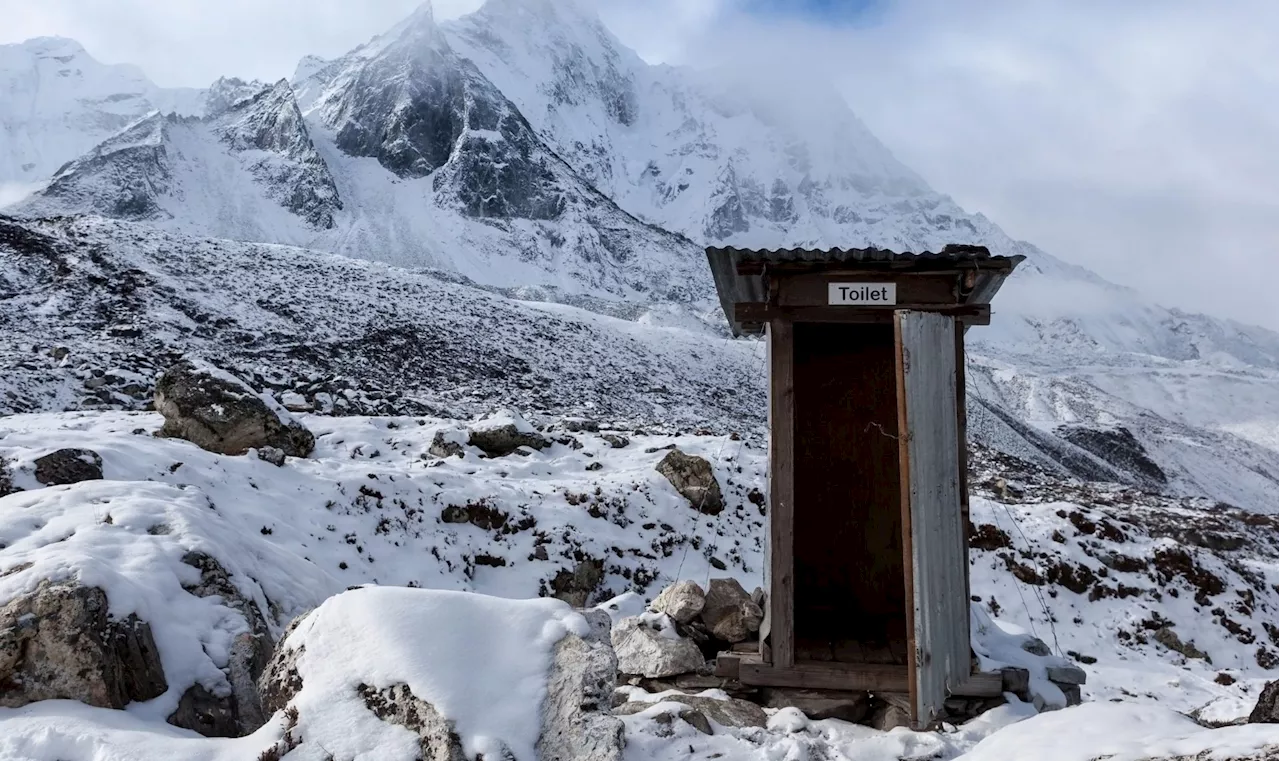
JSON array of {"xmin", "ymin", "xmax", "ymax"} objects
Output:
[
  {"xmin": 706, "ymin": 246, "xmax": 1024, "ymax": 337},
  {"xmin": 897, "ymin": 310, "xmax": 970, "ymax": 725}
]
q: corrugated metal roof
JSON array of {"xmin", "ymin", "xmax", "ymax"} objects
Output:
[{"xmin": 706, "ymin": 245, "xmax": 1024, "ymax": 336}]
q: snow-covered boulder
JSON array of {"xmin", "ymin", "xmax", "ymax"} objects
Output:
[
  {"xmin": 649, "ymin": 580, "xmax": 706, "ymax": 625},
  {"xmin": 654, "ymin": 449, "xmax": 723, "ymax": 515},
  {"xmin": 615, "ymin": 692, "xmax": 767, "ymax": 730},
  {"xmin": 466, "ymin": 409, "xmax": 550, "ymax": 457},
  {"xmin": 0, "ymin": 580, "xmax": 167, "ymax": 709},
  {"xmin": 612, "ymin": 613, "xmax": 706, "ymax": 678},
  {"xmin": 257, "ymin": 587, "xmax": 623, "ymax": 761},
  {"xmin": 154, "ymin": 359, "xmax": 315, "ymax": 457},
  {"xmin": 33, "ymin": 447, "xmax": 104, "ymax": 485}
]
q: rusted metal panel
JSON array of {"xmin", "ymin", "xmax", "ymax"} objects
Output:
[{"xmin": 895, "ymin": 310, "xmax": 969, "ymax": 727}]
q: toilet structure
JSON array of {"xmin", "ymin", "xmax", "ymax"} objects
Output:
[{"xmin": 705, "ymin": 244, "xmax": 1024, "ymax": 727}]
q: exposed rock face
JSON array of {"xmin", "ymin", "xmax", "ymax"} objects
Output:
[
  {"xmin": 33, "ymin": 447, "xmax": 103, "ymax": 485},
  {"xmin": 0, "ymin": 581, "xmax": 167, "ymax": 709},
  {"xmin": 429, "ymin": 430, "xmax": 466, "ymax": 458},
  {"xmin": 700, "ymin": 578, "xmax": 763, "ymax": 644},
  {"xmin": 167, "ymin": 551, "xmax": 273, "ymax": 737},
  {"xmin": 650, "ymin": 580, "xmax": 705, "ymax": 625},
  {"xmin": 550, "ymin": 557, "xmax": 604, "ymax": 608},
  {"xmin": 1154, "ymin": 627, "xmax": 1208, "ymax": 661},
  {"xmin": 536, "ymin": 609, "xmax": 625, "ymax": 761},
  {"xmin": 1248, "ymin": 680, "xmax": 1278, "ymax": 724},
  {"xmin": 612, "ymin": 615, "xmax": 706, "ymax": 679},
  {"xmin": 358, "ymin": 682, "xmax": 472, "ymax": 761},
  {"xmin": 655, "ymin": 449, "xmax": 723, "ymax": 515},
  {"xmin": 256, "ymin": 446, "xmax": 286, "ymax": 467},
  {"xmin": 154, "ymin": 359, "xmax": 315, "ymax": 457},
  {"xmin": 1058, "ymin": 425, "xmax": 1167, "ymax": 487}
]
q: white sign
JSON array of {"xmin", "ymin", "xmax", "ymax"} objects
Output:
[{"xmin": 828, "ymin": 282, "xmax": 896, "ymax": 305}]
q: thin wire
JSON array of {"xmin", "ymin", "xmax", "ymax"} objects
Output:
[
  {"xmin": 671, "ymin": 332, "xmax": 768, "ymax": 585},
  {"xmin": 993, "ymin": 498, "xmax": 1064, "ymax": 656}
]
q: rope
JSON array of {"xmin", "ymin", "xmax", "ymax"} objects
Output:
[
  {"xmin": 671, "ymin": 332, "xmax": 768, "ymax": 586},
  {"xmin": 992, "ymin": 499, "xmax": 1064, "ymax": 656}
]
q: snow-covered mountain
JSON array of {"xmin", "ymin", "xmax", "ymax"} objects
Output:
[
  {"xmin": 0, "ymin": 37, "xmax": 207, "ymax": 198},
  {"xmin": 0, "ymin": 0, "xmax": 1275, "ymax": 512}
]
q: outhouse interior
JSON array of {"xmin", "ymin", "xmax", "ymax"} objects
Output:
[{"xmin": 706, "ymin": 245, "xmax": 1023, "ymax": 726}]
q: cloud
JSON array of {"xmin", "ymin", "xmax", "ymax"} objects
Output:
[
  {"xmin": 1, "ymin": 0, "xmax": 1274, "ymax": 327},
  {"xmin": 604, "ymin": 0, "xmax": 1279, "ymax": 328}
]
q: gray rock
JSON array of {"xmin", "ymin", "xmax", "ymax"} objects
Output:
[
  {"xmin": 1046, "ymin": 664, "xmax": 1087, "ymax": 686},
  {"xmin": 612, "ymin": 616, "xmax": 706, "ymax": 678},
  {"xmin": 616, "ymin": 702, "xmax": 713, "ymax": 736},
  {"xmin": 1060, "ymin": 684, "xmax": 1082, "ymax": 707},
  {"xmin": 1248, "ymin": 680, "xmax": 1277, "ymax": 724},
  {"xmin": 550, "ymin": 558, "xmax": 604, "ymax": 608},
  {"xmin": 33, "ymin": 448, "xmax": 103, "ymax": 485},
  {"xmin": 701, "ymin": 578, "xmax": 763, "ymax": 644},
  {"xmin": 428, "ymin": 431, "xmax": 465, "ymax": 459},
  {"xmin": 1154, "ymin": 627, "xmax": 1208, "ymax": 661},
  {"xmin": 1021, "ymin": 637, "xmax": 1052, "ymax": 657},
  {"xmin": 468, "ymin": 424, "xmax": 550, "ymax": 458},
  {"xmin": 650, "ymin": 581, "xmax": 706, "ymax": 625},
  {"xmin": 655, "ymin": 449, "xmax": 724, "ymax": 515},
  {"xmin": 869, "ymin": 701, "xmax": 912, "ymax": 731},
  {"xmin": 360, "ymin": 683, "xmax": 472, "ymax": 761},
  {"xmin": 168, "ymin": 551, "xmax": 274, "ymax": 737},
  {"xmin": 0, "ymin": 581, "xmax": 167, "ymax": 709},
  {"xmin": 256, "ymin": 446, "xmax": 286, "ymax": 467},
  {"xmin": 536, "ymin": 609, "xmax": 625, "ymax": 761},
  {"xmin": 661, "ymin": 695, "xmax": 767, "ymax": 729},
  {"xmin": 155, "ymin": 359, "xmax": 315, "ymax": 457},
  {"xmin": 601, "ymin": 434, "xmax": 629, "ymax": 449},
  {"xmin": 561, "ymin": 418, "xmax": 600, "ymax": 433}
]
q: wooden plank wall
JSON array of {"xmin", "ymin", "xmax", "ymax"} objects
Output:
[
  {"xmin": 896, "ymin": 310, "xmax": 969, "ymax": 726},
  {"xmin": 768, "ymin": 318, "xmax": 796, "ymax": 668}
]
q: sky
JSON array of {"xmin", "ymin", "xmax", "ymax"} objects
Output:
[{"xmin": 1, "ymin": 0, "xmax": 1276, "ymax": 329}]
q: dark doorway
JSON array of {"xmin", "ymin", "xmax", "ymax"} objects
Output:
[{"xmin": 792, "ymin": 322, "xmax": 908, "ymax": 665}]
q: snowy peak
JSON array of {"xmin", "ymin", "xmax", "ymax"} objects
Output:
[
  {"xmin": 19, "ymin": 78, "xmax": 342, "ymax": 229},
  {"xmin": 0, "ymin": 37, "xmax": 202, "ymax": 188}
]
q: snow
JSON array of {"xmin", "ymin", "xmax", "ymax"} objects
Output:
[{"xmin": 283, "ymin": 587, "xmax": 586, "ymax": 761}]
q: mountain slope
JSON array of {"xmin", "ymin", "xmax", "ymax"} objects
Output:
[
  {"xmin": 0, "ymin": 37, "xmax": 204, "ymax": 197},
  {"xmin": 11, "ymin": 6, "xmax": 712, "ymax": 302}
]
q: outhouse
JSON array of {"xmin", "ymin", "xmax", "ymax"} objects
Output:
[{"xmin": 706, "ymin": 244, "xmax": 1024, "ymax": 727}]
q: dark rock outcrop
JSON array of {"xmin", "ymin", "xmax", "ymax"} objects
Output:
[
  {"xmin": 0, "ymin": 581, "xmax": 167, "ymax": 709},
  {"xmin": 700, "ymin": 578, "xmax": 763, "ymax": 644},
  {"xmin": 1249, "ymin": 680, "xmax": 1278, "ymax": 724},
  {"xmin": 154, "ymin": 359, "xmax": 315, "ymax": 457},
  {"xmin": 33, "ymin": 448, "xmax": 104, "ymax": 485},
  {"xmin": 167, "ymin": 551, "xmax": 274, "ymax": 737}
]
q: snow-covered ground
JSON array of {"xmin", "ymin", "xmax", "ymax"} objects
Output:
[{"xmin": 0, "ymin": 411, "xmax": 1274, "ymax": 759}]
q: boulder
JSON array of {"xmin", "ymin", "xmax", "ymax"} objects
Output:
[
  {"xmin": 1020, "ymin": 637, "xmax": 1052, "ymax": 657},
  {"xmin": 550, "ymin": 558, "xmax": 604, "ymax": 608},
  {"xmin": 0, "ymin": 580, "xmax": 167, "ymax": 709},
  {"xmin": 467, "ymin": 410, "xmax": 550, "ymax": 457},
  {"xmin": 615, "ymin": 701, "xmax": 714, "ymax": 735},
  {"xmin": 261, "ymin": 596, "xmax": 622, "ymax": 761},
  {"xmin": 700, "ymin": 578, "xmax": 763, "ymax": 644},
  {"xmin": 155, "ymin": 359, "xmax": 315, "ymax": 457},
  {"xmin": 1248, "ymin": 680, "xmax": 1278, "ymax": 724},
  {"xmin": 612, "ymin": 615, "xmax": 706, "ymax": 678},
  {"xmin": 167, "ymin": 551, "xmax": 273, "ymax": 737},
  {"xmin": 655, "ymin": 450, "xmax": 723, "ymax": 515},
  {"xmin": 1046, "ymin": 664, "xmax": 1087, "ymax": 686},
  {"xmin": 601, "ymin": 434, "xmax": 629, "ymax": 449},
  {"xmin": 536, "ymin": 609, "xmax": 625, "ymax": 761},
  {"xmin": 33, "ymin": 448, "xmax": 103, "ymax": 485},
  {"xmin": 429, "ymin": 431, "xmax": 466, "ymax": 459},
  {"xmin": 649, "ymin": 580, "xmax": 706, "ymax": 625},
  {"xmin": 256, "ymin": 446, "xmax": 286, "ymax": 467},
  {"xmin": 1154, "ymin": 627, "xmax": 1208, "ymax": 660}
]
